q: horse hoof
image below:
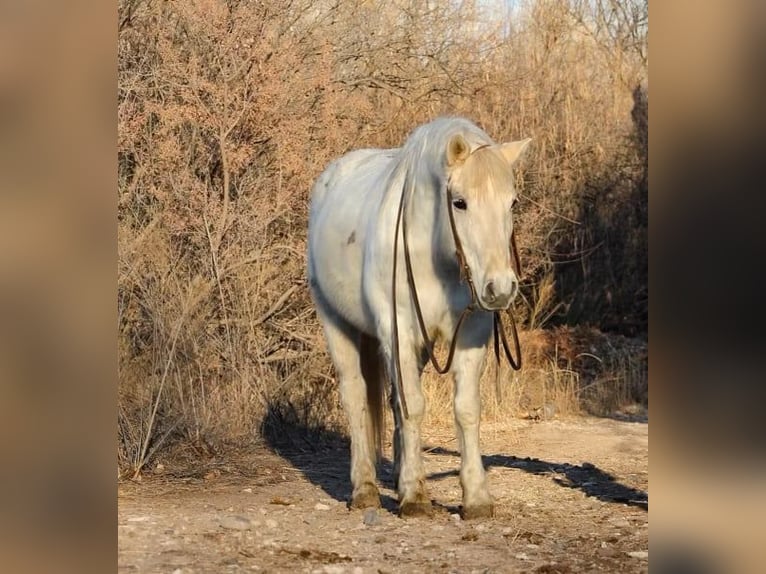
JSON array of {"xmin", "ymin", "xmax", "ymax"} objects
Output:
[
  {"xmin": 399, "ymin": 500, "xmax": 433, "ymax": 518},
  {"xmin": 351, "ymin": 484, "xmax": 381, "ymax": 509},
  {"xmin": 461, "ymin": 503, "xmax": 495, "ymax": 520}
]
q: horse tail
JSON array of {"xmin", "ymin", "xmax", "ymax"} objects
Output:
[{"xmin": 360, "ymin": 333, "xmax": 386, "ymax": 464}]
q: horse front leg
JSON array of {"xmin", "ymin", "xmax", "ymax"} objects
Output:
[
  {"xmin": 383, "ymin": 336, "xmax": 432, "ymax": 517},
  {"xmin": 453, "ymin": 316, "xmax": 494, "ymax": 519}
]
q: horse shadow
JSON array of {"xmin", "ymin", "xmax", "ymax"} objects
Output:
[
  {"xmin": 426, "ymin": 446, "xmax": 647, "ymax": 510},
  {"xmin": 260, "ymin": 406, "xmax": 399, "ymax": 513},
  {"xmin": 262, "ymin": 409, "xmax": 648, "ymax": 513}
]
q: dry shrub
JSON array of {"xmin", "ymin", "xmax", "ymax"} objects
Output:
[
  {"xmin": 516, "ymin": 326, "xmax": 648, "ymax": 416},
  {"xmin": 118, "ymin": 0, "xmax": 648, "ymax": 474},
  {"xmin": 420, "ymin": 323, "xmax": 647, "ymax": 431}
]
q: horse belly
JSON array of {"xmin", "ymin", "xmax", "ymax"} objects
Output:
[{"xmin": 310, "ymin": 221, "xmax": 371, "ymax": 332}]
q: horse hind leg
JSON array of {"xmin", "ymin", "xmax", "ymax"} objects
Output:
[
  {"xmin": 314, "ymin": 302, "xmax": 381, "ymax": 509},
  {"xmin": 359, "ymin": 334, "xmax": 385, "ymax": 468},
  {"xmin": 390, "ymin": 388, "xmax": 402, "ymax": 492}
]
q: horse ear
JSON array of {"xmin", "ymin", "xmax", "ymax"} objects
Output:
[
  {"xmin": 446, "ymin": 134, "xmax": 470, "ymax": 167},
  {"xmin": 500, "ymin": 138, "xmax": 532, "ymax": 165}
]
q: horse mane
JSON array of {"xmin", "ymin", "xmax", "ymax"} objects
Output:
[{"xmin": 390, "ymin": 117, "xmax": 509, "ymax": 200}]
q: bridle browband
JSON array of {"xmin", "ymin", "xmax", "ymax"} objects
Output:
[{"xmin": 391, "ymin": 148, "xmax": 522, "ymax": 419}]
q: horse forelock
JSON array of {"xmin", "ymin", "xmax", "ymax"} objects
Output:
[
  {"xmin": 458, "ymin": 146, "xmax": 516, "ymax": 201},
  {"xmin": 398, "ymin": 117, "xmax": 497, "ymax": 194}
]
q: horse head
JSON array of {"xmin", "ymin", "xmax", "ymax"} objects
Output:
[{"xmin": 444, "ymin": 133, "xmax": 532, "ymax": 311}]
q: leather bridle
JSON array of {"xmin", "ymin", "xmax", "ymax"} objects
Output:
[{"xmin": 391, "ymin": 165, "xmax": 522, "ymax": 419}]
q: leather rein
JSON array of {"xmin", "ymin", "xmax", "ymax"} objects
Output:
[{"xmin": 391, "ymin": 164, "xmax": 522, "ymax": 419}]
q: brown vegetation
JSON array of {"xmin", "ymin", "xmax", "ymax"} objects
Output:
[{"xmin": 118, "ymin": 0, "xmax": 648, "ymax": 477}]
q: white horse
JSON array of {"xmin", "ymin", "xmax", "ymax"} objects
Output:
[{"xmin": 307, "ymin": 116, "xmax": 531, "ymax": 518}]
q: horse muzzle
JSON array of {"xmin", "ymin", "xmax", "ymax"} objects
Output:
[{"xmin": 480, "ymin": 279, "xmax": 518, "ymax": 310}]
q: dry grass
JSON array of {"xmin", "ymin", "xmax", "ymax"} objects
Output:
[
  {"xmin": 420, "ymin": 325, "xmax": 647, "ymax": 429},
  {"xmin": 118, "ymin": 0, "xmax": 648, "ymax": 476}
]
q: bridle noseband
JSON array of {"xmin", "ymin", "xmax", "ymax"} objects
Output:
[{"xmin": 391, "ymin": 155, "xmax": 522, "ymax": 419}]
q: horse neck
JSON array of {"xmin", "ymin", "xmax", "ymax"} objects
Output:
[{"xmin": 407, "ymin": 169, "xmax": 459, "ymax": 278}]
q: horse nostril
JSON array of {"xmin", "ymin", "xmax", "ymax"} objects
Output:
[{"xmin": 484, "ymin": 281, "xmax": 496, "ymax": 303}]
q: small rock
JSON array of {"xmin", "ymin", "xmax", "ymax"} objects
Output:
[
  {"xmin": 514, "ymin": 553, "xmax": 530, "ymax": 561},
  {"xmin": 220, "ymin": 515, "xmax": 251, "ymax": 531},
  {"xmin": 242, "ymin": 487, "xmax": 253, "ymax": 493},
  {"xmin": 363, "ymin": 509, "xmax": 380, "ymax": 526},
  {"xmin": 608, "ymin": 517, "xmax": 630, "ymax": 528},
  {"xmin": 627, "ymin": 550, "xmax": 648, "ymax": 560},
  {"xmin": 450, "ymin": 513, "xmax": 461, "ymax": 522},
  {"xmin": 265, "ymin": 519, "xmax": 278, "ymax": 529},
  {"xmin": 315, "ymin": 502, "xmax": 331, "ymax": 511},
  {"xmin": 323, "ymin": 566, "xmax": 345, "ymax": 574},
  {"xmin": 597, "ymin": 546, "xmax": 618, "ymax": 557}
]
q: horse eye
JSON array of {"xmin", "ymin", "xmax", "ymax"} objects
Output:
[{"xmin": 452, "ymin": 198, "xmax": 467, "ymax": 210}]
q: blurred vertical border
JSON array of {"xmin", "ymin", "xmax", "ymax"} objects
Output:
[
  {"xmin": 652, "ymin": 1, "xmax": 766, "ymax": 572},
  {"xmin": 0, "ymin": 1, "xmax": 116, "ymax": 573}
]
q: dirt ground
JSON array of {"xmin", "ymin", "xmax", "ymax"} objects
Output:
[{"xmin": 118, "ymin": 416, "xmax": 648, "ymax": 574}]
